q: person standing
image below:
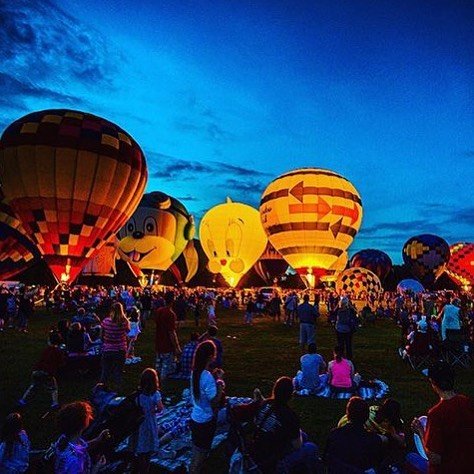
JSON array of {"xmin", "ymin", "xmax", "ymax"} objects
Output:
[
  {"xmin": 100, "ymin": 302, "xmax": 130, "ymax": 390},
  {"xmin": 439, "ymin": 296, "xmax": 461, "ymax": 341},
  {"xmin": 284, "ymin": 292, "xmax": 298, "ymax": 327},
  {"xmin": 189, "ymin": 341, "xmax": 224, "ymax": 473},
  {"xmin": 408, "ymin": 361, "xmax": 474, "ymax": 473},
  {"xmin": 297, "ymin": 294, "xmax": 319, "ymax": 351},
  {"xmin": 153, "ymin": 293, "xmax": 181, "ymax": 382},
  {"xmin": 335, "ymin": 297, "xmax": 357, "ymax": 360}
]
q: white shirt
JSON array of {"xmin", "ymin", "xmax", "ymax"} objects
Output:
[{"xmin": 190, "ymin": 370, "xmax": 217, "ymax": 423}]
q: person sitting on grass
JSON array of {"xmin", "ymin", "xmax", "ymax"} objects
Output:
[
  {"xmin": 54, "ymin": 401, "xmax": 110, "ymax": 474},
  {"xmin": 293, "ymin": 343, "xmax": 327, "ymax": 394},
  {"xmin": 0, "ymin": 412, "xmax": 30, "ymax": 473},
  {"xmin": 325, "ymin": 397, "xmax": 384, "ymax": 472},
  {"xmin": 66, "ymin": 322, "xmax": 92, "ymax": 354},
  {"xmin": 250, "ymin": 376, "xmax": 321, "ymax": 473},
  {"xmin": 338, "ymin": 398, "xmax": 406, "ymax": 471},
  {"xmin": 327, "ymin": 345, "xmax": 359, "ymax": 395},
  {"xmin": 399, "ymin": 319, "xmax": 431, "ymax": 361},
  {"xmin": 18, "ymin": 330, "xmax": 66, "ymax": 410}
]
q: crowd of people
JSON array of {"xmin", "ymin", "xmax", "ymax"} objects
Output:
[{"xmin": 0, "ymin": 283, "xmax": 473, "ymax": 473}]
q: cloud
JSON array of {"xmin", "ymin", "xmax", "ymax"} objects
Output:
[
  {"xmin": 0, "ymin": 72, "xmax": 80, "ymax": 107},
  {"xmin": 461, "ymin": 150, "xmax": 474, "ymax": 157},
  {"xmin": 0, "ymin": 0, "xmax": 120, "ymax": 120},
  {"xmin": 224, "ymin": 178, "xmax": 266, "ymax": 195},
  {"xmin": 360, "ymin": 219, "xmax": 439, "ymax": 236},
  {"xmin": 147, "ymin": 150, "xmax": 271, "ymax": 180},
  {"xmin": 175, "ymin": 195, "xmax": 200, "ymax": 202}
]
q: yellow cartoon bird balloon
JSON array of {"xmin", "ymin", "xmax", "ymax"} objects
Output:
[
  {"xmin": 260, "ymin": 168, "xmax": 363, "ymax": 287},
  {"xmin": 199, "ymin": 198, "xmax": 267, "ymax": 287}
]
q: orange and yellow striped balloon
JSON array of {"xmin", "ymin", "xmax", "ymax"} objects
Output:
[{"xmin": 260, "ymin": 168, "xmax": 362, "ymax": 285}]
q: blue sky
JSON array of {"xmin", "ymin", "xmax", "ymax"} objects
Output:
[{"xmin": 1, "ymin": 0, "xmax": 473, "ymax": 263}]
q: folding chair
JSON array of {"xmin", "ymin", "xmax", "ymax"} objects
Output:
[
  {"xmin": 442, "ymin": 330, "xmax": 471, "ymax": 369},
  {"xmin": 405, "ymin": 332, "xmax": 435, "ymax": 371}
]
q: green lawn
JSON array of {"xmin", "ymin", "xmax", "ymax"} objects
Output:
[{"xmin": 1, "ymin": 307, "xmax": 472, "ymax": 472}]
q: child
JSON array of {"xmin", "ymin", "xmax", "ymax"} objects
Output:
[
  {"xmin": 127, "ymin": 306, "xmax": 141, "ymax": 359},
  {"xmin": 18, "ymin": 330, "xmax": 65, "ymax": 409},
  {"xmin": 206, "ymin": 298, "xmax": 216, "ymax": 326},
  {"xmin": 0, "ymin": 413, "xmax": 30, "ymax": 473},
  {"xmin": 133, "ymin": 368, "xmax": 164, "ymax": 473}
]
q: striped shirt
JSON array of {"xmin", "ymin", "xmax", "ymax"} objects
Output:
[{"xmin": 101, "ymin": 317, "xmax": 128, "ymax": 352}]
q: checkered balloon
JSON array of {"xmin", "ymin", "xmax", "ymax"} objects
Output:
[
  {"xmin": 402, "ymin": 234, "xmax": 450, "ymax": 284},
  {"xmin": 0, "ymin": 110, "xmax": 148, "ymax": 283},
  {"xmin": 0, "ymin": 189, "xmax": 40, "ymax": 280},
  {"xmin": 445, "ymin": 242, "xmax": 474, "ymax": 287},
  {"xmin": 336, "ymin": 267, "xmax": 382, "ymax": 298}
]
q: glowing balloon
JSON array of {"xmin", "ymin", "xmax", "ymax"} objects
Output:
[
  {"xmin": 350, "ymin": 249, "xmax": 392, "ymax": 281},
  {"xmin": 165, "ymin": 239, "xmax": 203, "ymax": 285},
  {"xmin": 445, "ymin": 243, "xmax": 474, "ymax": 287},
  {"xmin": 0, "ymin": 109, "xmax": 147, "ymax": 283},
  {"xmin": 402, "ymin": 234, "xmax": 450, "ymax": 284},
  {"xmin": 253, "ymin": 242, "xmax": 289, "ymax": 285},
  {"xmin": 320, "ymin": 251, "xmax": 348, "ymax": 285},
  {"xmin": 81, "ymin": 237, "xmax": 118, "ymax": 277},
  {"xmin": 260, "ymin": 168, "xmax": 363, "ymax": 287},
  {"xmin": 336, "ymin": 267, "xmax": 382, "ymax": 298},
  {"xmin": 118, "ymin": 191, "xmax": 195, "ymax": 272},
  {"xmin": 199, "ymin": 198, "xmax": 267, "ymax": 287},
  {"xmin": 0, "ymin": 191, "xmax": 39, "ymax": 280},
  {"xmin": 397, "ymin": 279, "xmax": 424, "ymax": 294}
]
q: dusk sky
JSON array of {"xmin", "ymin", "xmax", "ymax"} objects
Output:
[{"xmin": 1, "ymin": 0, "xmax": 472, "ymax": 263}]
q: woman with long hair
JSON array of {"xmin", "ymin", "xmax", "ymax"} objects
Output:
[
  {"xmin": 100, "ymin": 302, "xmax": 130, "ymax": 390},
  {"xmin": 0, "ymin": 413, "xmax": 30, "ymax": 473},
  {"xmin": 132, "ymin": 368, "xmax": 164, "ymax": 473},
  {"xmin": 327, "ymin": 345, "xmax": 357, "ymax": 394},
  {"xmin": 189, "ymin": 341, "xmax": 224, "ymax": 473}
]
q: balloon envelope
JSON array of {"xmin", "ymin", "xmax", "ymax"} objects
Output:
[
  {"xmin": 253, "ymin": 242, "xmax": 289, "ymax": 285},
  {"xmin": 445, "ymin": 242, "xmax": 474, "ymax": 287},
  {"xmin": 336, "ymin": 267, "xmax": 382, "ymax": 298},
  {"xmin": 0, "ymin": 109, "xmax": 148, "ymax": 283},
  {"xmin": 0, "ymin": 193, "xmax": 39, "ymax": 280},
  {"xmin": 200, "ymin": 198, "xmax": 267, "ymax": 287},
  {"xmin": 118, "ymin": 191, "xmax": 194, "ymax": 272},
  {"xmin": 350, "ymin": 249, "xmax": 392, "ymax": 281},
  {"xmin": 260, "ymin": 168, "xmax": 362, "ymax": 285},
  {"xmin": 397, "ymin": 279, "xmax": 424, "ymax": 294},
  {"xmin": 402, "ymin": 234, "xmax": 450, "ymax": 285}
]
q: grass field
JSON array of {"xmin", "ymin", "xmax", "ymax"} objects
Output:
[{"xmin": 1, "ymin": 306, "xmax": 473, "ymax": 472}]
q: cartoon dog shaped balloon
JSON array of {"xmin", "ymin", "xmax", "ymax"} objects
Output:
[
  {"xmin": 199, "ymin": 198, "xmax": 267, "ymax": 287},
  {"xmin": 118, "ymin": 192, "xmax": 195, "ymax": 271}
]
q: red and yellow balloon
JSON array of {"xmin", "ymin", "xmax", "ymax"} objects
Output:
[{"xmin": 0, "ymin": 109, "xmax": 148, "ymax": 283}]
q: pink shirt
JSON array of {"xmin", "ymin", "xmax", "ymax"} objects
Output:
[
  {"xmin": 101, "ymin": 317, "xmax": 128, "ymax": 352},
  {"xmin": 329, "ymin": 358, "xmax": 353, "ymax": 388}
]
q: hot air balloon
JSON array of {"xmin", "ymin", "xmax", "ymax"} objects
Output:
[
  {"xmin": 253, "ymin": 242, "xmax": 289, "ymax": 285},
  {"xmin": 199, "ymin": 198, "xmax": 267, "ymax": 287},
  {"xmin": 117, "ymin": 192, "xmax": 195, "ymax": 277},
  {"xmin": 320, "ymin": 251, "xmax": 348, "ymax": 285},
  {"xmin": 163, "ymin": 239, "xmax": 203, "ymax": 286},
  {"xmin": 402, "ymin": 234, "xmax": 450, "ymax": 285},
  {"xmin": 260, "ymin": 168, "xmax": 363, "ymax": 287},
  {"xmin": 0, "ymin": 191, "xmax": 39, "ymax": 280},
  {"xmin": 350, "ymin": 249, "xmax": 392, "ymax": 281},
  {"xmin": 81, "ymin": 236, "xmax": 118, "ymax": 277},
  {"xmin": 445, "ymin": 243, "xmax": 474, "ymax": 288},
  {"xmin": 0, "ymin": 109, "xmax": 147, "ymax": 283},
  {"xmin": 397, "ymin": 279, "xmax": 424, "ymax": 294},
  {"xmin": 336, "ymin": 267, "xmax": 382, "ymax": 299}
]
